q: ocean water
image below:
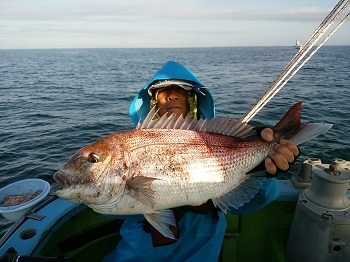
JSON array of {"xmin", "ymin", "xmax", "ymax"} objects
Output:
[{"xmin": 0, "ymin": 46, "xmax": 349, "ymax": 236}]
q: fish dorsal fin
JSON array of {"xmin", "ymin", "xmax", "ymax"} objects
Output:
[
  {"xmin": 137, "ymin": 106, "xmax": 255, "ymax": 138},
  {"xmin": 212, "ymin": 172, "xmax": 266, "ymax": 213}
]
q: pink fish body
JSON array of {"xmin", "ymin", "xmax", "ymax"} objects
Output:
[{"xmin": 54, "ymin": 102, "xmax": 331, "ymax": 238}]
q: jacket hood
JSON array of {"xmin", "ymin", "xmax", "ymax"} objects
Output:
[{"xmin": 129, "ymin": 61, "xmax": 215, "ymax": 124}]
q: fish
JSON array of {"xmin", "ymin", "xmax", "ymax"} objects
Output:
[{"xmin": 53, "ymin": 102, "xmax": 332, "ymax": 238}]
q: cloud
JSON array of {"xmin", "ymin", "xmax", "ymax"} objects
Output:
[
  {"xmin": 0, "ymin": 1, "xmax": 348, "ymax": 49},
  {"xmin": 0, "ymin": 1, "xmax": 331, "ymax": 22}
]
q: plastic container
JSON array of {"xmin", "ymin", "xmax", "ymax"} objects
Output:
[{"xmin": 0, "ymin": 179, "xmax": 50, "ymax": 220}]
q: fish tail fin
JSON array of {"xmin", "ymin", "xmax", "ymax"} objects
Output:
[
  {"xmin": 273, "ymin": 101, "xmax": 302, "ymax": 137},
  {"xmin": 273, "ymin": 101, "xmax": 332, "ymax": 145},
  {"xmin": 289, "ymin": 122, "xmax": 333, "ymax": 145}
]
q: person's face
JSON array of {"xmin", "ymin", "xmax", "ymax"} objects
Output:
[{"xmin": 156, "ymin": 86, "xmax": 190, "ymax": 117}]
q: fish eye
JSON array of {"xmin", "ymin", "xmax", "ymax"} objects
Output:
[{"xmin": 87, "ymin": 152, "xmax": 100, "ymax": 164}]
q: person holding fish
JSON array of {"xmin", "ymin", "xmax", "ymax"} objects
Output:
[{"xmin": 102, "ymin": 61, "xmax": 300, "ymax": 261}]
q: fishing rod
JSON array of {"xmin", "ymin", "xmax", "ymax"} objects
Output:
[{"xmin": 240, "ymin": 0, "xmax": 349, "ymax": 124}]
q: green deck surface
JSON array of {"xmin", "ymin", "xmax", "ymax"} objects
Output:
[{"xmin": 39, "ymin": 201, "xmax": 296, "ymax": 261}]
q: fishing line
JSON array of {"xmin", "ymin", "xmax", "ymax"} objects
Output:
[{"xmin": 241, "ymin": 0, "xmax": 349, "ymax": 123}]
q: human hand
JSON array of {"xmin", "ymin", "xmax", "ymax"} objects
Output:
[{"xmin": 260, "ymin": 128, "xmax": 300, "ymax": 176}]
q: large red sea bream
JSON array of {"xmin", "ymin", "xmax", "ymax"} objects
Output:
[{"xmin": 54, "ymin": 102, "xmax": 331, "ymax": 238}]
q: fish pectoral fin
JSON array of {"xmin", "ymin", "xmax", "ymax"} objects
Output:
[
  {"xmin": 212, "ymin": 171, "xmax": 266, "ymax": 213},
  {"xmin": 144, "ymin": 210, "xmax": 177, "ymax": 239},
  {"xmin": 127, "ymin": 176, "xmax": 158, "ymax": 209},
  {"xmin": 88, "ymin": 192, "xmax": 123, "ymax": 214}
]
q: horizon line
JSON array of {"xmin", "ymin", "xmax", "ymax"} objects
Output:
[{"xmin": 1, "ymin": 44, "xmax": 349, "ymax": 51}]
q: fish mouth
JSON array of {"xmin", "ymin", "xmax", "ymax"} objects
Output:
[{"xmin": 53, "ymin": 170, "xmax": 73, "ymax": 188}]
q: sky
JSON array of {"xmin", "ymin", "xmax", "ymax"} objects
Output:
[{"xmin": 0, "ymin": 0, "xmax": 349, "ymax": 49}]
